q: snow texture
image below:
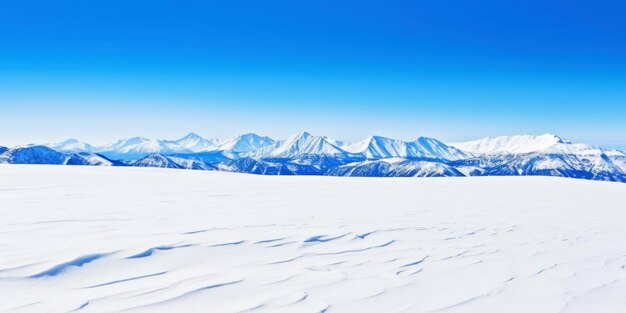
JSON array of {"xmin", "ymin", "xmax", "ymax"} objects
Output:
[{"xmin": 1, "ymin": 165, "xmax": 625, "ymax": 312}]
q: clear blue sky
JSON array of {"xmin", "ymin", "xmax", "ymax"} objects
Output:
[{"xmin": 1, "ymin": 0, "xmax": 625, "ymax": 148}]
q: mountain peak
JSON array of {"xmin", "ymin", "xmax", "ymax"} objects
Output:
[
  {"xmin": 449, "ymin": 133, "xmax": 568, "ymax": 154},
  {"xmin": 344, "ymin": 136, "xmax": 405, "ymax": 159},
  {"xmin": 218, "ymin": 133, "xmax": 275, "ymax": 152},
  {"xmin": 344, "ymin": 135, "xmax": 467, "ymax": 160},
  {"xmin": 178, "ymin": 132, "xmax": 203, "ymax": 140},
  {"xmin": 415, "ymin": 136, "xmax": 437, "ymax": 142},
  {"xmin": 539, "ymin": 133, "xmax": 568, "ymax": 144},
  {"xmin": 368, "ymin": 135, "xmax": 390, "ymax": 141},
  {"xmin": 123, "ymin": 137, "xmax": 150, "ymax": 144},
  {"xmin": 236, "ymin": 133, "xmax": 266, "ymax": 140},
  {"xmin": 172, "ymin": 133, "xmax": 218, "ymax": 152},
  {"xmin": 292, "ymin": 131, "xmax": 312, "ymax": 139},
  {"xmin": 250, "ymin": 131, "xmax": 346, "ymax": 158},
  {"xmin": 60, "ymin": 138, "xmax": 80, "ymax": 144},
  {"xmin": 46, "ymin": 138, "xmax": 96, "ymax": 153}
]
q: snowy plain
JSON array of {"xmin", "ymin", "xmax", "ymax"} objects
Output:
[{"xmin": 1, "ymin": 165, "xmax": 626, "ymax": 312}]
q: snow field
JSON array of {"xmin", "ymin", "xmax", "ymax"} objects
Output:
[{"xmin": 1, "ymin": 165, "xmax": 625, "ymax": 312}]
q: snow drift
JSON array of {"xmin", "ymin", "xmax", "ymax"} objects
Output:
[{"xmin": 1, "ymin": 165, "xmax": 625, "ymax": 312}]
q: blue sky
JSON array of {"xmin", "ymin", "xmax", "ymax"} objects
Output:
[{"xmin": 1, "ymin": 0, "xmax": 625, "ymax": 148}]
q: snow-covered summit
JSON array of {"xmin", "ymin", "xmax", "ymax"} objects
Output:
[
  {"xmin": 344, "ymin": 135, "xmax": 469, "ymax": 160},
  {"xmin": 344, "ymin": 136, "xmax": 408, "ymax": 159},
  {"xmin": 98, "ymin": 137, "xmax": 192, "ymax": 160},
  {"xmin": 250, "ymin": 132, "xmax": 348, "ymax": 158},
  {"xmin": 411, "ymin": 137, "xmax": 470, "ymax": 160},
  {"xmin": 449, "ymin": 133, "xmax": 624, "ymax": 159},
  {"xmin": 450, "ymin": 134, "xmax": 568, "ymax": 154},
  {"xmin": 218, "ymin": 133, "xmax": 275, "ymax": 152},
  {"xmin": 98, "ymin": 137, "xmax": 150, "ymax": 151},
  {"xmin": 46, "ymin": 139, "xmax": 97, "ymax": 153},
  {"xmin": 170, "ymin": 133, "xmax": 219, "ymax": 152}
]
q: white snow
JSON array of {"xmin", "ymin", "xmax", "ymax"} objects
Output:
[
  {"xmin": 104, "ymin": 137, "xmax": 187, "ymax": 154},
  {"xmin": 96, "ymin": 137, "xmax": 194, "ymax": 160},
  {"xmin": 250, "ymin": 132, "xmax": 347, "ymax": 158},
  {"xmin": 344, "ymin": 136, "xmax": 468, "ymax": 160},
  {"xmin": 1, "ymin": 165, "xmax": 626, "ymax": 312},
  {"xmin": 450, "ymin": 134, "xmax": 626, "ymax": 177},
  {"xmin": 343, "ymin": 136, "xmax": 408, "ymax": 158},
  {"xmin": 450, "ymin": 134, "xmax": 566, "ymax": 154},
  {"xmin": 80, "ymin": 154, "xmax": 115, "ymax": 166},
  {"xmin": 170, "ymin": 133, "xmax": 219, "ymax": 152},
  {"xmin": 45, "ymin": 139, "xmax": 97, "ymax": 153},
  {"xmin": 217, "ymin": 133, "xmax": 275, "ymax": 152}
]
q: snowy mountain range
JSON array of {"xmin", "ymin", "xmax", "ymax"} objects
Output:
[
  {"xmin": 2, "ymin": 132, "xmax": 625, "ymax": 183},
  {"xmin": 218, "ymin": 133, "xmax": 275, "ymax": 152},
  {"xmin": 450, "ymin": 134, "xmax": 566, "ymax": 154},
  {"xmin": 0, "ymin": 146, "xmax": 119, "ymax": 166},
  {"xmin": 170, "ymin": 132, "xmax": 220, "ymax": 152},
  {"xmin": 344, "ymin": 135, "xmax": 469, "ymax": 160}
]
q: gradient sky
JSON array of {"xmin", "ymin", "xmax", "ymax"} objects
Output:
[{"xmin": 1, "ymin": 0, "xmax": 625, "ymax": 148}]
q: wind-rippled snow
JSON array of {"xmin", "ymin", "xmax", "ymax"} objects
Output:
[{"xmin": 1, "ymin": 165, "xmax": 625, "ymax": 312}]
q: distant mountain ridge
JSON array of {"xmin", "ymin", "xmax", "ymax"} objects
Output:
[
  {"xmin": 0, "ymin": 146, "xmax": 119, "ymax": 166},
  {"xmin": 449, "ymin": 134, "xmax": 566, "ymax": 154},
  {"xmin": 218, "ymin": 133, "xmax": 275, "ymax": 152},
  {"xmin": 170, "ymin": 132, "xmax": 219, "ymax": 152},
  {"xmin": 343, "ymin": 135, "xmax": 469, "ymax": 160},
  {"xmin": 2, "ymin": 132, "xmax": 625, "ymax": 183}
]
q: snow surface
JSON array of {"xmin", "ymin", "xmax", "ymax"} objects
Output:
[
  {"xmin": 1, "ymin": 165, "xmax": 625, "ymax": 313},
  {"xmin": 98, "ymin": 137, "xmax": 195, "ymax": 160},
  {"xmin": 45, "ymin": 139, "xmax": 97, "ymax": 153},
  {"xmin": 250, "ymin": 132, "xmax": 348, "ymax": 158},
  {"xmin": 218, "ymin": 133, "xmax": 276, "ymax": 152},
  {"xmin": 449, "ymin": 134, "xmax": 567, "ymax": 154},
  {"xmin": 344, "ymin": 136, "xmax": 468, "ymax": 160},
  {"xmin": 170, "ymin": 133, "xmax": 219, "ymax": 152}
]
